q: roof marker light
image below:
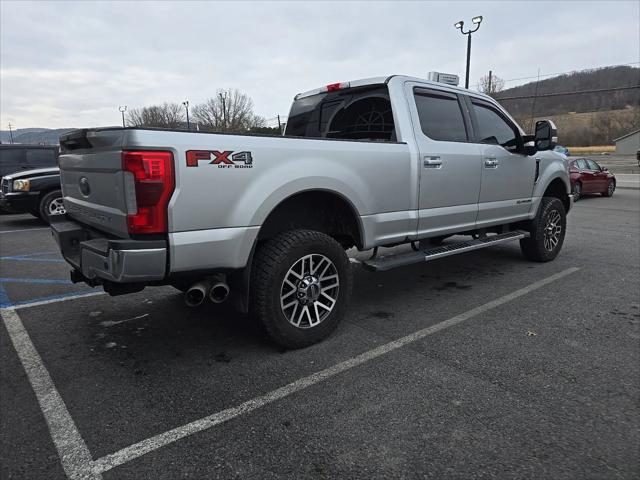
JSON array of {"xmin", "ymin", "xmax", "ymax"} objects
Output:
[{"xmin": 325, "ymin": 82, "xmax": 350, "ymax": 92}]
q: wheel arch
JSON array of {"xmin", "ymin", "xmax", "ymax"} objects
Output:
[
  {"xmin": 541, "ymin": 176, "xmax": 571, "ymax": 213},
  {"xmin": 256, "ymin": 188, "xmax": 364, "ymax": 250}
]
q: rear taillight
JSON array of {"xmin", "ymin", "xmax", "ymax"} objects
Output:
[{"xmin": 122, "ymin": 150, "xmax": 174, "ymax": 234}]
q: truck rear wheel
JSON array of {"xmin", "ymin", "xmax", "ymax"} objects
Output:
[
  {"xmin": 520, "ymin": 197, "xmax": 566, "ymax": 262},
  {"xmin": 250, "ymin": 229, "xmax": 352, "ymax": 349}
]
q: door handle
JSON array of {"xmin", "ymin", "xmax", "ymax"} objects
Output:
[
  {"xmin": 423, "ymin": 156, "xmax": 442, "ymax": 168},
  {"xmin": 484, "ymin": 157, "xmax": 499, "ymax": 168}
]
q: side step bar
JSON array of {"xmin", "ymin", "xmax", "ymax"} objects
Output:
[{"xmin": 362, "ymin": 231, "xmax": 529, "ymax": 272}]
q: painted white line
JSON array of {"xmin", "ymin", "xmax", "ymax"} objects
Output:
[
  {"xmin": 91, "ymin": 267, "xmax": 580, "ymax": 474},
  {"xmin": 1, "ymin": 308, "xmax": 101, "ymax": 479},
  {"xmin": 8, "ymin": 291, "xmax": 106, "ymax": 312},
  {"xmin": 0, "ymin": 227, "xmax": 51, "ymax": 234}
]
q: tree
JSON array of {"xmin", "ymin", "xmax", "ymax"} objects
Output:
[
  {"xmin": 478, "ymin": 73, "xmax": 505, "ymax": 96},
  {"xmin": 127, "ymin": 103, "xmax": 184, "ymax": 128},
  {"xmin": 192, "ymin": 88, "xmax": 265, "ymax": 132}
]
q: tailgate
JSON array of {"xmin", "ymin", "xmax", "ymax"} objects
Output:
[{"xmin": 59, "ymin": 129, "xmax": 131, "ymax": 237}]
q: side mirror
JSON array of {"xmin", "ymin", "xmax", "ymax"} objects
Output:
[
  {"xmin": 600, "ymin": 165, "xmax": 608, "ymax": 171},
  {"xmin": 534, "ymin": 120, "xmax": 557, "ymax": 151}
]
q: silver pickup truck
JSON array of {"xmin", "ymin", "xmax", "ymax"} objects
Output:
[{"xmin": 51, "ymin": 75, "xmax": 572, "ymax": 348}]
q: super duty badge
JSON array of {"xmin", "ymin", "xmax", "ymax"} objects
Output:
[{"xmin": 186, "ymin": 150, "xmax": 253, "ymax": 169}]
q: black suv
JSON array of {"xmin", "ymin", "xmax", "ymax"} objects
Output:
[
  {"xmin": 0, "ymin": 145, "xmax": 64, "ymax": 222},
  {"xmin": 0, "ymin": 144, "xmax": 59, "ymax": 177}
]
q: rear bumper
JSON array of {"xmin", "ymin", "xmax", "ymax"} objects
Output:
[{"xmin": 50, "ymin": 217, "xmax": 167, "ymax": 283}]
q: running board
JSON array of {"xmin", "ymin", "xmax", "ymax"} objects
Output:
[{"xmin": 362, "ymin": 231, "xmax": 529, "ymax": 272}]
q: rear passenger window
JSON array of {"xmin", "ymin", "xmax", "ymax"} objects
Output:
[
  {"xmin": 413, "ymin": 89, "xmax": 468, "ymax": 142},
  {"xmin": 26, "ymin": 149, "xmax": 57, "ymax": 166}
]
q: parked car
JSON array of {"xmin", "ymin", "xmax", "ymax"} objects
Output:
[
  {"xmin": 51, "ymin": 75, "xmax": 571, "ymax": 349},
  {"xmin": 568, "ymin": 158, "xmax": 616, "ymax": 200},
  {"xmin": 0, "ymin": 167, "xmax": 65, "ymax": 222},
  {"xmin": 0, "ymin": 144, "xmax": 59, "ymax": 178},
  {"xmin": 553, "ymin": 145, "xmax": 570, "ymax": 156}
]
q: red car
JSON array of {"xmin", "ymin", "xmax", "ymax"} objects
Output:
[{"xmin": 569, "ymin": 157, "xmax": 616, "ymax": 200}]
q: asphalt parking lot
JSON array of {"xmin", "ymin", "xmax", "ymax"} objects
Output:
[{"xmin": 1, "ymin": 190, "xmax": 639, "ymax": 479}]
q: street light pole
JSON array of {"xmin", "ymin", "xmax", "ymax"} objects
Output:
[
  {"xmin": 119, "ymin": 105, "xmax": 127, "ymax": 127},
  {"xmin": 183, "ymin": 101, "xmax": 190, "ymax": 130},
  {"xmin": 454, "ymin": 16, "xmax": 483, "ymax": 89},
  {"xmin": 8, "ymin": 122, "xmax": 14, "ymax": 144}
]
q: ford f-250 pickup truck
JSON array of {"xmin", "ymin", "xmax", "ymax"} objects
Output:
[{"xmin": 51, "ymin": 75, "xmax": 572, "ymax": 348}]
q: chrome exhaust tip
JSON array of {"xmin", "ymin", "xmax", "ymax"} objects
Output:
[
  {"xmin": 209, "ymin": 282, "xmax": 230, "ymax": 304},
  {"xmin": 184, "ymin": 280, "xmax": 210, "ymax": 307}
]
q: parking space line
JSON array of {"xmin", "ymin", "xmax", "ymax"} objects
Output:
[
  {"xmin": 6, "ymin": 291, "xmax": 106, "ymax": 311},
  {"xmin": 90, "ymin": 266, "xmax": 580, "ymax": 474},
  {"xmin": 0, "ymin": 227, "xmax": 51, "ymax": 234},
  {"xmin": 1, "ymin": 308, "xmax": 101, "ymax": 480}
]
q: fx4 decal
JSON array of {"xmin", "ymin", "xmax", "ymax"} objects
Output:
[{"xmin": 186, "ymin": 150, "xmax": 253, "ymax": 169}]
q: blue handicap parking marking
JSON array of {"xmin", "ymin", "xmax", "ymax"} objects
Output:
[
  {"xmin": 0, "ymin": 251, "xmax": 65, "ymax": 263},
  {"xmin": 0, "ymin": 250, "xmax": 91, "ymax": 307},
  {"xmin": 0, "ymin": 277, "xmax": 72, "ymax": 285}
]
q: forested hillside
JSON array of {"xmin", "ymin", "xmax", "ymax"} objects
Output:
[{"xmin": 494, "ymin": 66, "xmax": 639, "ymax": 145}]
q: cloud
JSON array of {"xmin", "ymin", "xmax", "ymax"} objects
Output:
[{"xmin": 1, "ymin": 0, "xmax": 638, "ymax": 128}]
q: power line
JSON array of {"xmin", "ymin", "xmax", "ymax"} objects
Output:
[
  {"xmin": 475, "ymin": 61, "xmax": 640, "ymax": 89},
  {"xmin": 495, "ymin": 84, "xmax": 640, "ymax": 101}
]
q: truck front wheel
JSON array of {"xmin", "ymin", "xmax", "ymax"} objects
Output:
[
  {"xmin": 520, "ymin": 197, "xmax": 566, "ymax": 262},
  {"xmin": 250, "ymin": 229, "xmax": 352, "ymax": 349}
]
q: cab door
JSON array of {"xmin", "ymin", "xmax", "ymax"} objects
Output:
[
  {"xmin": 586, "ymin": 159, "xmax": 607, "ymax": 192},
  {"xmin": 468, "ymin": 97, "xmax": 536, "ymax": 226},
  {"xmin": 405, "ymin": 83, "xmax": 482, "ymax": 237}
]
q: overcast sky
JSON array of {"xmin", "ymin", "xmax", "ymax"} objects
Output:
[{"xmin": 1, "ymin": 0, "xmax": 638, "ymax": 129}]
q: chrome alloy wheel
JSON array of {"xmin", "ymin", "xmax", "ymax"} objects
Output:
[
  {"xmin": 48, "ymin": 197, "xmax": 66, "ymax": 216},
  {"xmin": 607, "ymin": 181, "xmax": 615, "ymax": 196},
  {"xmin": 543, "ymin": 210, "xmax": 562, "ymax": 252},
  {"xmin": 280, "ymin": 253, "xmax": 339, "ymax": 329}
]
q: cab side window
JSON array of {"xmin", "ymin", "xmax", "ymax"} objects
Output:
[
  {"xmin": 413, "ymin": 89, "xmax": 468, "ymax": 142},
  {"xmin": 471, "ymin": 100, "xmax": 519, "ymax": 152},
  {"xmin": 586, "ymin": 159, "xmax": 600, "ymax": 171}
]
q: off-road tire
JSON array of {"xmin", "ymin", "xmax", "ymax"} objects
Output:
[
  {"xmin": 250, "ymin": 229, "xmax": 352, "ymax": 349},
  {"xmin": 38, "ymin": 190, "xmax": 65, "ymax": 223},
  {"xmin": 520, "ymin": 197, "xmax": 566, "ymax": 262}
]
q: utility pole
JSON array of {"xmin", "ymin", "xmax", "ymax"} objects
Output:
[
  {"xmin": 488, "ymin": 70, "xmax": 492, "ymax": 94},
  {"xmin": 119, "ymin": 105, "xmax": 127, "ymax": 127},
  {"xmin": 8, "ymin": 122, "xmax": 14, "ymax": 144},
  {"xmin": 183, "ymin": 101, "xmax": 190, "ymax": 130},
  {"xmin": 529, "ymin": 68, "xmax": 541, "ymax": 132},
  {"xmin": 277, "ymin": 115, "xmax": 282, "ymax": 135},
  {"xmin": 219, "ymin": 92, "xmax": 227, "ymax": 131}
]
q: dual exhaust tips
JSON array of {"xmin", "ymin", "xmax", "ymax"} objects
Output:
[{"xmin": 184, "ymin": 275, "xmax": 230, "ymax": 307}]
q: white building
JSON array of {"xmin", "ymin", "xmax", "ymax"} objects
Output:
[{"xmin": 613, "ymin": 129, "xmax": 640, "ymax": 155}]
